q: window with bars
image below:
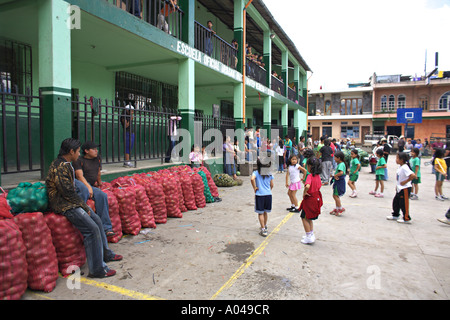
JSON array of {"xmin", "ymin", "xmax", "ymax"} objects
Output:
[
  {"xmin": 115, "ymin": 71, "xmax": 178, "ymax": 110},
  {"xmin": 0, "ymin": 38, "xmax": 32, "ymax": 94}
]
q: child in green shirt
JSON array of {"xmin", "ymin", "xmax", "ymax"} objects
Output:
[
  {"xmin": 348, "ymin": 149, "xmax": 361, "ymax": 198},
  {"xmin": 330, "ymin": 152, "xmax": 346, "ymax": 216},
  {"xmin": 410, "ymin": 147, "xmax": 421, "ymax": 200},
  {"xmin": 370, "ymin": 149, "xmax": 387, "ymax": 198}
]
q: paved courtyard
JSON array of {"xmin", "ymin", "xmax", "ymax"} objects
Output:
[{"xmin": 22, "ymin": 155, "xmax": 449, "ymax": 301}]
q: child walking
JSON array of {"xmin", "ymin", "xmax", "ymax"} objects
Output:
[
  {"xmin": 370, "ymin": 148, "xmax": 387, "ymax": 198},
  {"xmin": 433, "ymin": 148, "xmax": 448, "ymax": 201},
  {"xmin": 330, "ymin": 151, "xmax": 346, "ymax": 216},
  {"xmin": 410, "ymin": 147, "xmax": 421, "ymax": 200},
  {"xmin": 251, "ymin": 158, "xmax": 274, "ymax": 237},
  {"xmin": 299, "ymin": 157, "xmax": 323, "ymax": 244},
  {"xmin": 286, "ymin": 155, "xmax": 307, "ymax": 213},
  {"xmin": 387, "ymin": 152, "xmax": 416, "ymax": 223},
  {"xmin": 348, "ymin": 149, "xmax": 361, "ymax": 198}
]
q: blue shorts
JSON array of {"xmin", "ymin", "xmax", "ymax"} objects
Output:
[
  {"xmin": 255, "ymin": 195, "xmax": 272, "ymax": 214},
  {"xmin": 125, "ymin": 132, "xmax": 135, "ymax": 154}
]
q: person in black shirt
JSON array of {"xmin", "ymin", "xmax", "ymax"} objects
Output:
[
  {"xmin": 73, "ymin": 141, "xmax": 116, "ymax": 238},
  {"xmin": 319, "ymin": 139, "xmax": 333, "ymax": 184}
]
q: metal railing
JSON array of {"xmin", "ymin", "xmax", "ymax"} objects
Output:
[
  {"xmin": 0, "ymin": 85, "xmax": 43, "ymax": 176},
  {"xmin": 108, "ymin": 0, "xmax": 184, "ymax": 40},
  {"xmin": 71, "ymin": 94, "xmax": 180, "ymax": 165},
  {"xmin": 287, "ymin": 87, "xmax": 297, "ymax": 103},
  {"xmin": 374, "ymin": 104, "xmax": 449, "ymax": 113},
  {"xmin": 246, "ymin": 58, "xmax": 267, "ymax": 87},
  {"xmin": 271, "ymin": 75, "xmax": 285, "ymax": 96},
  {"xmin": 194, "ymin": 21, "xmax": 238, "ymax": 70}
]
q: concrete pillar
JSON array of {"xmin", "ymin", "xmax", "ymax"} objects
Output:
[
  {"xmin": 178, "ymin": 58, "xmax": 195, "ymax": 148},
  {"xmin": 233, "ymin": 0, "xmax": 244, "ymax": 73},
  {"xmin": 281, "ymin": 50, "xmax": 288, "ymax": 97},
  {"xmin": 38, "ymin": 0, "xmax": 72, "ymax": 177},
  {"xmin": 180, "ymin": 0, "xmax": 195, "ymax": 47},
  {"xmin": 263, "ymin": 96, "xmax": 272, "ymax": 139},
  {"xmin": 263, "ymin": 30, "xmax": 272, "ymax": 88},
  {"xmin": 281, "ymin": 104, "xmax": 288, "ymax": 137}
]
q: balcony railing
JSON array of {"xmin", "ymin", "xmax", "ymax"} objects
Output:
[
  {"xmin": 108, "ymin": 0, "xmax": 184, "ymax": 40},
  {"xmin": 194, "ymin": 21, "xmax": 238, "ymax": 70},
  {"xmin": 287, "ymin": 87, "xmax": 297, "ymax": 103},
  {"xmin": 246, "ymin": 58, "xmax": 267, "ymax": 87},
  {"xmin": 271, "ymin": 75, "xmax": 285, "ymax": 96},
  {"xmin": 374, "ymin": 104, "xmax": 449, "ymax": 114}
]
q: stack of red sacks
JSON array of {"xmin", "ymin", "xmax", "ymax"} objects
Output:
[
  {"xmin": 44, "ymin": 212, "xmax": 86, "ymax": 277},
  {"xmin": 14, "ymin": 212, "xmax": 59, "ymax": 292},
  {"xmin": 134, "ymin": 173, "xmax": 167, "ymax": 224},
  {"xmin": 110, "ymin": 177, "xmax": 141, "ymax": 235}
]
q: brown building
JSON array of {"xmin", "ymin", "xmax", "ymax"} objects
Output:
[{"xmin": 372, "ymin": 73, "xmax": 450, "ymax": 142}]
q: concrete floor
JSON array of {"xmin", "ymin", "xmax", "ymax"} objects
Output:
[{"xmin": 21, "ymin": 155, "xmax": 450, "ymax": 301}]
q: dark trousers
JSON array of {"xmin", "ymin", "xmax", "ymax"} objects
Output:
[{"xmin": 392, "ymin": 187, "xmax": 412, "ymax": 221}]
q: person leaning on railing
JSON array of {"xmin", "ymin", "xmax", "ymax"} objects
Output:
[{"xmin": 157, "ymin": 0, "xmax": 178, "ymax": 33}]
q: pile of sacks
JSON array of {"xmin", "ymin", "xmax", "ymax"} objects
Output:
[{"xmin": 0, "ymin": 165, "xmax": 222, "ymax": 299}]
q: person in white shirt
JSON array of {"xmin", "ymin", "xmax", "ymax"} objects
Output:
[{"xmin": 387, "ymin": 152, "xmax": 416, "ymax": 223}]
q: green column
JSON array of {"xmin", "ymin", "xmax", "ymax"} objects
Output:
[
  {"xmin": 294, "ymin": 65, "xmax": 300, "ymax": 103},
  {"xmin": 293, "ymin": 108, "xmax": 301, "ymax": 141},
  {"xmin": 234, "ymin": 0, "xmax": 244, "ymax": 73},
  {"xmin": 178, "ymin": 58, "xmax": 195, "ymax": 149},
  {"xmin": 180, "ymin": 0, "xmax": 195, "ymax": 47},
  {"xmin": 281, "ymin": 104, "xmax": 288, "ymax": 137},
  {"xmin": 39, "ymin": 0, "xmax": 72, "ymax": 178},
  {"xmin": 263, "ymin": 30, "xmax": 272, "ymax": 88},
  {"xmin": 263, "ymin": 96, "xmax": 272, "ymax": 139},
  {"xmin": 281, "ymin": 50, "xmax": 288, "ymax": 97}
]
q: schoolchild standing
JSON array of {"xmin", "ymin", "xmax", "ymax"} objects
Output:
[
  {"xmin": 410, "ymin": 147, "xmax": 421, "ymax": 200},
  {"xmin": 348, "ymin": 149, "xmax": 361, "ymax": 198},
  {"xmin": 433, "ymin": 148, "xmax": 448, "ymax": 201},
  {"xmin": 370, "ymin": 148, "xmax": 387, "ymax": 198},
  {"xmin": 330, "ymin": 151, "xmax": 346, "ymax": 216},
  {"xmin": 387, "ymin": 152, "xmax": 416, "ymax": 223},
  {"xmin": 251, "ymin": 158, "xmax": 274, "ymax": 237},
  {"xmin": 285, "ymin": 155, "xmax": 307, "ymax": 212},
  {"xmin": 299, "ymin": 157, "xmax": 323, "ymax": 244}
]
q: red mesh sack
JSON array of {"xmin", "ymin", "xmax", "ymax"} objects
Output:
[
  {"xmin": 0, "ymin": 219, "xmax": 28, "ymax": 300},
  {"xmin": 0, "ymin": 196, "xmax": 13, "ymax": 219},
  {"xmin": 134, "ymin": 184, "xmax": 156, "ymax": 229},
  {"xmin": 44, "ymin": 212, "xmax": 86, "ymax": 277},
  {"xmin": 190, "ymin": 172, "xmax": 206, "ymax": 208},
  {"xmin": 112, "ymin": 186, "xmax": 141, "ymax": 235},
  {"xmin": 173, "ymin": 173, "xmax": 187, "ymax": 213},
  {"xmin": 159, "ymin": 173, "xmax": 182, "ymax": 218},
  {"xmin": 102, "ymin": 189, "xmax": 122, "ymax": 243},
  {"xmin": 14, "ymin": 212, "xmax": 58, "ymax": 292},
  {"xmin": 179, "ymin": 171, "xmax": 197, "ymax": 210},
  {"xmin": 142, "ymin": 174, "xmax": 167, "ymax": 224}
]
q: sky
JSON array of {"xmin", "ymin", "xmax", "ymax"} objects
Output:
[{"xmin": 263, "ymin": 0, "xmax": 450, "ymax": 92}]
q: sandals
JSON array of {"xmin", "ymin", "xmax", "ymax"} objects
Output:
[{"xmin": 106, "ymin": 230, "xmax": 116, "ymax": 237}]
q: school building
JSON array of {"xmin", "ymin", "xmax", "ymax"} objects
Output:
[{"xmin": 0, "ymin": 0, "xmax": 311, "ymax": 185}]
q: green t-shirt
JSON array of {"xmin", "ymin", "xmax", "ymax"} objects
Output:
[
  {"xmin": 302, "ymin": 158, "xmax": 310, "ymax": 181},
  {"xmin": 335, "ymin": 162, "xmax": 346, "ymax": 176},
  {"xmin": 350, "ymin": 158, "xmax": 360, "ymax": 175},
  {"xmin": 376, "ymin": 157, "xmax": 386, "ymax": 175},
  {"xmin": 410, "ymin": 157, "xmax": 421, "ymax": 178}
]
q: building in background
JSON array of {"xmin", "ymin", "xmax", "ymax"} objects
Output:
[{"xmin": 0, "ymin": 0, "xmax": 311, "ymax": 184}]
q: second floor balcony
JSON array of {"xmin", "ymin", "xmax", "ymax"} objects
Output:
[{"xmin": 374, "ymin": 104, "xmax": 449, "ymax": 114}]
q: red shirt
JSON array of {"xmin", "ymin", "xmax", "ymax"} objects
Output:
[{"xmin": 305, "ymin": 174, "xmax": 321, "ymax": 193}]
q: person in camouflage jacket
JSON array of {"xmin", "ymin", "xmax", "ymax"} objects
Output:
[{"xmin": 46, "ymin": 138, "xmax": 122, "ymax": 278}]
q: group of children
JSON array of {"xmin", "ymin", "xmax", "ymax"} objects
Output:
[{"xmin": 250, "ymin": 144, "xmax": 449, "ymax": 245}]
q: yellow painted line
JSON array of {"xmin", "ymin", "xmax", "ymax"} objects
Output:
[
  {"xmin": 210, "ymin": 212, "xmax": 295, "ymax": 300},
  {"xmin": 67, "ymin": 275, "xmax": 165, "ymax": 300}
]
